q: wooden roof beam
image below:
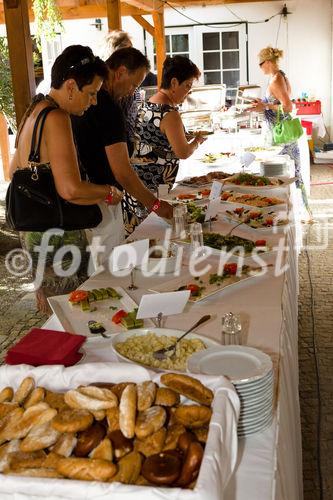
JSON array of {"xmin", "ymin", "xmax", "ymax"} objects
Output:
[
  {"xmin": 106, "ymin": 0, "xmax": 121, "ymax": 29},
  {"xmin": 3, "ymin": 0, "xmax": 35, "ymax": 126},
  {"xmin": 132, "ymin": 14, "xmax": 154, "ymax": 37}
]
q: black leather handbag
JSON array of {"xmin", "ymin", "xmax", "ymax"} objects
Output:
[{"xmin": 6, "ymin": 106, "xmax": 102, "ymax": 232}]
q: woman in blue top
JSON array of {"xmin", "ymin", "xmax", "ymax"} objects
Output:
[{"xmin": 249, "ymin": 46, "xmax": 312, "ymax": 218}]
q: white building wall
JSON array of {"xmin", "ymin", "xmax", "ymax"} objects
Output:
[{"xmin": 1, "ymin": 0, "xmax": 331, "ymax": 132}]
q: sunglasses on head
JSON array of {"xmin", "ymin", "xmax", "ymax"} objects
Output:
[{"xmin": 68, "ymin": 57, "xmax": 95, "ymax": 71}]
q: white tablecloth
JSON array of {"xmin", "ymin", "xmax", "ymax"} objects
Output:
[{"xmin": 41, "ymin": 139, "xmax": 303, "ymax": 499}]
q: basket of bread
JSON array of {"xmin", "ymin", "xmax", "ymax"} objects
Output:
[{"xmin": 0, "ymin": 363, "xmax": 239, "ymax": 500}]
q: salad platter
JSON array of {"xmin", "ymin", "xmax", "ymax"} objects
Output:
[
  {"xmin": 173, "ymin": 188, "xmax": 211, "ymax": 203},
  {"xmin": 224, "ymin": 207, "xmax": 289, "ymax": 232},
  {"xmin": 221, "ymin": 190, "xmax": 287, "ymax": 210},
  {"xmin": 178, "ymin": 171, "xmax": 231, "ymax": 187},
  {"xmin": 150, "ymin": 263, "xmax": 266, "ymax": 303},
  {"xmin": 221, "ymin": 172, "xmax": 296, "ymax": 190},
  {"xmin": 200, "ymin": 152, "xmax": 236, "ymax": 164},
  {"xmin": 48, "ymin": 281, "xmax": 153, "ymax": 336}
]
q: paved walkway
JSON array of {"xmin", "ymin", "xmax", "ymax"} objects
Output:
[{"xmin": 0, "ymin": 166, "xmax": 332, "ymax": 498}]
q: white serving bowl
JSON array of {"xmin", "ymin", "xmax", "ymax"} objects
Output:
[{"xmin": 111, "ymin": 327, "xmax": 220, "ymax": 372}]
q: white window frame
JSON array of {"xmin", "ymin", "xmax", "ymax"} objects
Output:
[
  {"xmin": 145, "ymin": 26, "xmax": 193, "ymax": 73},
  {"xmin": 145, "ymin": 24, "xmax": 247, "ymax": 94},
  {"xmin": 193, "ymin": 25, "xmax": 247, "ymax": 89}
]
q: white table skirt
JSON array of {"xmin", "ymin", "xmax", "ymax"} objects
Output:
[{"xmin": 43, "ymin": 211, "xmax": 302, "ymax": 499}]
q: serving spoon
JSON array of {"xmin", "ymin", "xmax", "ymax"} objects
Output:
[{"xmin": 152, "ymin": 314, "xmax": 211, "ymax": 361}]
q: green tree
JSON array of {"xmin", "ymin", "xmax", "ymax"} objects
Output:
[
  {"xmin": 0, "ymin": 37, "xmax": 16, "ymax": 132},
  {"xmin": 33, "ymin": 0, "xmax": 63, "ymax": 51}
]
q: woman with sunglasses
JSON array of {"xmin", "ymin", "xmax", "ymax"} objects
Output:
[
  {"xmin": 9, "ymin": 45, "xmax": 123, "ymax": 313},
  {"xmin": 249, "ymin": 46, "xmax": 312, "ymax": 219}
]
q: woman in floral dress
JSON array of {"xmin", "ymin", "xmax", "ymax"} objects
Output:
[{"xmin": 123, "ymin": 55, "xmax": 205, "ymax": 232}]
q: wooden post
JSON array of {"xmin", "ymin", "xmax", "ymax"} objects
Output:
[
  {"xmin": 106, "ymin": 0, "xmax": 121, "ymax": 30},
  {"xmin": 3, "ymin": 0, "xmax": 36, "ymax": 128},
  {"xmin": 0, "ymin": 112, "xmax": 10, "ymax": 181},
  {"xmin": 152, "ymin": 9, "xmax": 165, "ymax": 87}
]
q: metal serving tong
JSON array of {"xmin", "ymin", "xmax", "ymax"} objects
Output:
[{"xmin": 152, "ymin": 314, "xmax": 211, "ymax": 361}]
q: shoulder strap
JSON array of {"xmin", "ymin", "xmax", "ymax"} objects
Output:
[{"xmin": 28, "ymin": 106, "xmax": 57, "ymax": 163}]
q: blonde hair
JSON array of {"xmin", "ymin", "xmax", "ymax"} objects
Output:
[
  {"xmin": 99, "ymin": 30, "xmax": 132, "ymax": 60},
  {"xmin": 258, "ymin": 46, "xmax": 283, "ymax": 65}
]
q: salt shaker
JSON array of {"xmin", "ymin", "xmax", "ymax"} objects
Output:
[
  {"xmin": 221, "ymin": 312, "xmax": 242, "ymax": 345},
  {"xmin": 173, "ymin": 205, "xmax": 186, "ymax": 239},
  {"xmin": 190, "ymin": 222, "xmax": 204, "ymax": 254}
]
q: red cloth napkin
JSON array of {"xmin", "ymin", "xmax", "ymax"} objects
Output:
[{"xmin": 5, "ymin": 328, "xmax": 86, "ymax": 367}]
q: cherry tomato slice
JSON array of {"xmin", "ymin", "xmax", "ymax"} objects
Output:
[
  {"xmin": 69, "ymin": 290, "xmax": 89, "ymax": 303},
  {"xmin": 112, "ymin": 309, "xmax": 128, "ymax": 324},
  {"xmin": 255, "ymin": 239, "xmax": 267, "ymax": 247},
  {"xmin": 223, "ymin": 263, "xmax": 238, "ymax": 275}
]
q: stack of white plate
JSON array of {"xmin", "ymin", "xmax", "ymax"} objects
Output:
[
  {"xmin": 187, "ymin": 345, "xmax": 274, "ymax": 437},
  {"xmin": 260, "ymin": 155, "xmax": 289, "ymax": 177}
]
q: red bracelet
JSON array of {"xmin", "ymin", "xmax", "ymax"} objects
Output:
[
  {"xmin": 105, "ymin": 186, "xmax": 113, "ymax": 205},
  {"xmin": 150, "ymin": 199, "xmax": 161, "ymax": 213}
]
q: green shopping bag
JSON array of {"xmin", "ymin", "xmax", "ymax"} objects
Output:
[{"xmin": 272, "ymin": 105, "xmax": 304, "ymax": 145}]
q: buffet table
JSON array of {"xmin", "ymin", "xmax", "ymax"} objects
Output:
[
  {"xmin": 24, "ymin": 131, "xmax": 303, "ymax": 499},
  {"xmin": 41, "ymin": 182, "xmax": 302, "ymax": 499}
]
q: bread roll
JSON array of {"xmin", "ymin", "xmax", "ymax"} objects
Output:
[
  {"xmin": 135, "ymin": 406, "xmax": 166, "ymax": 440},
  {"xmin": 74, "ymin": 422, "xmax": 106, "ymax": 457},
  {"xmin": 108, "ymin": 429, "xmax": 133, "ymax": 459},
  {"xmin": 160, "ymin": 373, "xmax": 213, "ymax": 406},
  {"xmin": 119, "ymin": 384, "xmax": 137, "ymax": 439},
  {"xmin": 0, "ymin": 387, "xmax": 13, "ymax": 403},
  {"xmin": 155, "ymin": 387, "xmax": 180, "ymax": 407},
  {"xmin": 89, "ymin": 438, "xmax": 113, "ymax": 461},
  {"xmin": 106, "ymin": 407, "xmax": 120, "ymax": 433},
  {"xmin": 51, "ymin": 433, "xmax": 77, "ymax": 457},
  {"xmin": 134, "ymin": 427, "xmax": 166, "ymax": 457},
  {"xmin": 24, "ymin": 387, "xmax": 45, "ymax": 409},
  {"xmin": 173, "ymin": 405, "xmax": 212, "ymax": 429},
  {"xmin": 64, "ymin": 388, "xmax": 117, "ymax": 411},
  {"xmin": 51, "ymin": 408, "xmax": 93, "ymax": 433},
  {"xmin": 110, "ymin": 451, "xmax": 142, "ymax": 484},
  {"xmin": 137, "ymin": 381, "xmax": 156, "ymax": 411},
  {"xmin": 13, "ymin": 377, "xmax": 35, "ymax": 405},
  {"xmin": 163, "ymin": 423, "xmax": 186, "ymax": 451},
  {"xmin": 20, "ymin": 421, "xmax": 60, "ymax": 452},
  {"xmin": 56, "ymin": 457, "xmax": 117, "ymax": 481}
]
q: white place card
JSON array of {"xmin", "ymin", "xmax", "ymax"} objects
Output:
[
  {"xmin": 110, "ymin": 239, "xmax": 149, "ymax": 272},
  {"xmin": 240, "ymin": 152, "xmax": 256, "ymax": 168},
  {"xmin": 136, "ymin": 291, "xmax": 190, "ymax": 319},
  {"xmin": 205, "ymin": 198, "xmax": 221, "ymax": 222},
  {"xmin": 209, "ymin": 180, "xmax": 223, "ymax": 200}
]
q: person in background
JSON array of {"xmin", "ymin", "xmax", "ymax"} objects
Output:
[
  {"xmin": 249, "ymin": 46, "xmax": 312, "ymax": 219},
  {"xmin": 71, "ymin": 47, "xmax": 173, "ymax": 269},
  {"xmin": 99, "ymin": 29, "xmax": 140, "ymax": 157},
  {"xmin": 123, "ymin": 55, "xmax": 205, "ymax": 233},
  {"xmin": 9, "ymin": 45, "xmax": 123, "ymax": 314}
]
